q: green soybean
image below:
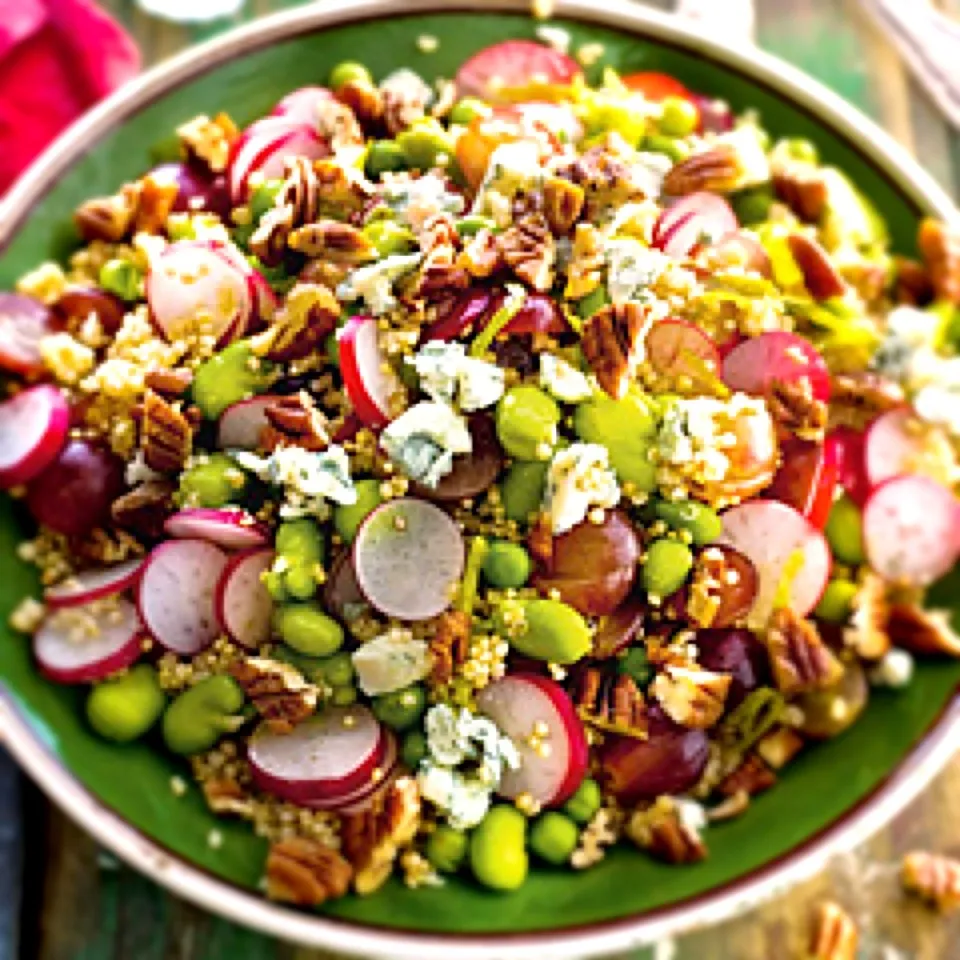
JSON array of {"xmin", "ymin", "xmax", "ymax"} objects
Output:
[
  {"xmin": 505, "ymin": 598, "xmax": 592, "ymax": 665},
  {"xmin": 455, "ymin": 214, "xmax": 497, "ymax": 238},
  {"xmin": 652, "ymin": 499, "xmax": 722, "ymax": 546},
  {"xmin": 658, "ymin": 96, "xmax": 699, "ymax": 137},
  {"xmin": 447, "ymin": 97, "xmax": 490, "ymax": 126},
  {"xmin": 331, "ymin": 685, "xmax": 358, "ymax": 706},
  {"xmin": 642, "ymin": 134, "xmax": 691, "ymax": 164},
  {"xmin": 781, "ymin": 136, "xmax": 819, "ymax": 164},
  {"xmin": 529, "ymin": 812, "xmax": 579, "ymax": 866},
  {"xmin": 333, "ymin": 478, "xmax": 383, "ymax": 543},
  {"xmin": 495, "ymin": 386, "xmax": 560, "ymax": 461},
  {"xmin": 641, "ymin": 538, "xmax": 694, "ymax": 598},
  {"xmin": 401, "ymin": 730, "xmax": 428, "ymax": 768},
  {"xmin": 86, "ymin": 665, "xmax": 165, "ymax": 743},
  {"xmin": 426, "ymin": 825, "xmax": 469, "ymax": 873},
  {"xmin": 274, "ymin": 518, "xmax": 325, "ymax": 599},
  {"xmin": 362, "ymin": 219, "xmax": 416, "ymax": 256},
  {"xmin": 329, "ymin": 61, "xmax": 372, "ymax": 90},
  {"xmin": 470, "ymin": 804, "xmax": 528, "ymax": 892},
  {"xmin": 616, "ymin": 647, "xmax": 652, "ymax": 689},
  {"xmin": 500, "ymin": 461, "xmax": 549, "ymax": 524},
  {"xmin": 731, "ymin": 185, "xmax": 774, "ymax": 226},
  {"xmin": 372, "ymin": 684, "xmax": 426, "ymax": 732},
  {"xmin": 825, "ymin": 495, "xmax": 866, "ymax": 566},
  {"xmin": 483, "ymin": 541, "xmax": 532, "ymax": 589},
  {"xmin": 574, "ymin": 392, "xmax": 658, "ymax": 492},
  {"xmin": 178, "ymin": 453, "xmax": 248, "ymax": 508},
  {"xmin": 575, "ymin": 284, "xmax": 610, "ymax": 320},
  {"xmin": 192, "ymin": 341, "xmax": 274, "ymax": 420},
  {"xmin": 365, "ymin": 140, "xmax": 408, "ymax": 179},
  {"xmin": 98, "ymin": 258, "xmax": 143, "ymax": 302},
  {"xmin": 397, "ymin": 118, "xmax": 455, "ymax": 171},
  {"xmin": 563, "ymin": 777, "xmax": 602, "ymax": 825},
  {"xmin": 273, "ymin": 603, "xmax": 344, "ymax": 657},
  {"xmin": 162, "ymin": 675, "xmax": 245, "ymax": 755},
  {"xmin": 814, "ymin": 579, "xmax": 858, "ymax": 624}
]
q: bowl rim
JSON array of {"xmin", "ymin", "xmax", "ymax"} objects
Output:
[{"xmin": 2, "ymin": 0, "xmax": 960, "ymax": 955}]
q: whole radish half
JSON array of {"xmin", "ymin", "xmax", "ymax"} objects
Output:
[
  {"xmin": 863, "ymin": 475, "xmax": 960, "ymax": 587},
  {"xmin": 455, "ymin": 40, "xmax": 582, "ymax": 100},
  {"xmin": 146, "ymin": 241, "xmax": 251, "ymax": 345},
  {"xmin": 44, "ymin": 558, "xmax": 144, "ymax": 610},
  {"xmin": 478, "ymin": 673, "xmax": 588, "ymax": 807},
  {"xmin": 352, "ymin": 498, "xmax": 465, "ymax": 621},
  {"xmin": 303, "ymin": 732, "xmax": 398, "ymax": 811},
  {"xmin": 272, "ymin": 86, "xmax": 334, "ymax": 126},
  {"xmin": 0, "ymin": 384, "xmax": 70, "ymax": 488},
  {"xmin": 215, "ymin": 548, "xmax": 274, "ymax": 648},
  {"xmin": 722, "ymin": 330, "xmax": 831, "ymax": 402},
  {"xmin": 217, "ymin": 395, "xmax": 282, "ymax": 450},
  {"xmin": 0, "ymin": 293, "xmax": 60, "ymax": 377},
  {"xmin": 337, "ymin": 315, "xmax": 402, "ymax": 428},
  {"xmin": 652, "ymin": 192, "xmax": 737, "ymax": 258},
  {"xmin": 137, "ymin": 539, "xmax": 229, "ymax": 654},
  {"xmin": 864, "ymin": 407, "xmax": 956, "ymax": 489},
  {"xmin": 164, "ymin": 507, "xmax": 269, "ymax": 550},
  {"xmin": 34, "ymin": 597, "xmax": 143, "ymax": 683},
  {"xmin": 718, "ymin": 499, "xmax": 831, "ymax": 625},
  {"xmin": 248, "ymin": 706, "xmax": 386, "ymax": 804}
]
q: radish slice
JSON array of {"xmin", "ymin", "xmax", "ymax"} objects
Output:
[
  {"xmin": 352, "ymin": 498, "xmax": 465, "ymax": 621},
  {"xmin": 652, "ymin": 192, "xmax": 737, "ymax": 258},
  {"xmin": 0, "ymin": 293, "xmax": 60, "ymax": 377},
  {"xmin": 644, "ymin": 319, "xmax": 720, "ymax": 384},
  {"xmin": 722, "ymin": 331, "xmax": 831, "ymax": 402},
  {"xmin": 227, "ymin": 117, "xmax": 303, "ymax": 203},
  {"xmin": 864, "ymin": 407, "xmax": 956, "ymax": 489},
  {"xmin": 209, "ymin": 242, "xmax": 276, "ymax": 330},
  {"xmin": 230, "ymin": 122, "xmax": 329, "ymax": 204},
  {"xmin": 215, "ymin": 548, "xmax": 274, "ymax": 648},
  {"xmin": 217, "ymin": 395, "xmax": 281, "ymax": 450},
  {"xmin": 34, "ymin": 597, "xmax": 143, "ymax": 683},
  {"xmin": 0, "ymin": 385, "xmax": 70, "ymax": 488},
  {"xmin": 478, "ymin": 674, "xmax": 588, "ymax": 807},
  {"xmin": 248, "ymin": 706, "xmax": 386, "ymax": 804},
  {"xmin": 863, "ymin": 476, "xmax": 960, "ymax": 586},
  {"xmin": 303, "ymin": 732, "xmax": 398, "ymax": 811},
  {"xmin": 272, "ymin": 86, "xmax": 334, "ymax": 126},
  {"xmin": 718, "ymin": 499, "xmax": 832, "ymax": 625},
  {"xmin": 164, "ymin": 507, "xmax": 269, "ymax": 550},
  {"xmin": 337, "ymin": 315, "xmax": 402, "ymax": 428},
  {"xmin": 146, "ymin": 241, "xmax": 251, "ymax": 345},
  {"xmin": 136, "ymin": 540, "xmax": 228, "ymax": 654},
  {"xmin": 44, "ymin": 558, "xmax": 144, "ymax": 610}
]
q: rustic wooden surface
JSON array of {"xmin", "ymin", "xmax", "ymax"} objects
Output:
[{"xmin": 6, "ymin": 0, "xmax": 960, "ymax": 957}]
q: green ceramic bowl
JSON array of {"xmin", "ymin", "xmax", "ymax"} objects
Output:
[{"xmin": 2, "ymin": 1, "xmax": 959, "ymax": 956}]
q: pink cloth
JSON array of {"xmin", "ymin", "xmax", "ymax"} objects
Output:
[{"xmin": 0, "ymin": 0, "xmax": 140, "ymax": 193}]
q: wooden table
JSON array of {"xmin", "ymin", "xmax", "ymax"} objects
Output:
[{"xmin": 6, "ymin": 0, "xmax": 960, "ymax": 957}]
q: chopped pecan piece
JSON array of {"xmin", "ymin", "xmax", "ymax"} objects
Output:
[
  {"xmin": 625, "ymin": 797, "xmax": 706, "ymax": 864},
  {"xmin": 249, "ymin": 204, "xmax": 295, "ymax": 267},
  {"xmin": 135, "ymin": 173, "xmax": 179, "ymax": 234},
  {"xmin": 265, "ymin": 837, "xmax": 353, "ymax": 906},
  {"xmin": 498, "ymin": 213, "xmax": 556, "ymax": 292},
  {"xmin": 202, "ymin": 777, "xmax": 253, "ymax": 816},
  {"xmin": 230, "ymin": 657, "xmax": 320, "ymax": 733},
  {"xmin": 808, "ymin": 901, "xmax": 858, "ymax": 960},
  {"xmin": 766, "ymin": 378, "xmax": 827, "ymax": 442},
  {"xmin": 765, "ymin": 607, "xmax": 844, "ymax": 696},
  {"xmin": 574, "ymin": 668, "xmax": 648, "ymax": 738},
  {"xmin": 316, "ymin": 96, "xmax": 365, "ymax": 152},
  {"xmin": 110, "ymin": 480, "xmax": 175, "ymax": 541},
  {"xmin": 176, "ymin": 113, "xmax": 238, "ymax": 173},
  {"xmin": 828, "ymin": 371, "xmax": 904, "ymax": 431},
  {"xmin": 581, "ymin": 301, "xmax": 647, "ymax": 399},
  {"xmin": 663, "ymin": 145, "xmax": 741, "ymax": 196},
  {"xmin": 458, "ymin": 228, "xmax": 502, "ymax": 278},
  {"xmin": 313, "ymin": 159, "xmax": 375, "ymax": 220},
  {"xmin": 543, "ymin": 177, "xmax": 585, "ymax": 235},
  {"xmin": 707, "ymin": 790, "xmax": 750, "ymax": 822},
  {"xmin": 717, "ymin": 752, "xmax": 776, "ymax": 797},
  {"xmin": 289, "ymin": 219, "xmax": 375, "ymax": 264},
  {"xmin": 144, "ymin": 368, "xmax": 193, "ymax": 399},
  {"xmin": 74, "ymin": 185, "xmax": 139, "ymax": 243},
  {"xmin": 650, "ymin": 664, "xmax": 731, "ymax": 729},
  {"xmin": 341, "ymin": 776, "xmax": 421, "ymax": 894},
  {"xmin": 280, "ymin": 155, "xmax": 321, "ymax": 226},
  {"xmin": 560, "ymin": 138, "xmax": 653, "ymax": 215},
  {"xmin": 141, "ymin": 390, "xmax": 193, "ymax": 474},
  {"xmin": 918, "ymin": 217, "xmax": 960, "ymax": 306},
  {"xmin": 251, "ymin": 282, "xmax": 340, "ymax": 362},
  {"xmin": 842, "ymin": 573, "xmax": 890, "ymax": 660},
  {"xmin": 565, "ymin": 222, "xmax": 605, "ymax": 300},
  {"xmin": 887, "ymin": 604, "xmax": 960, "ymax": 657},
  {"xmin": 787, "ymin": 233, "xmax": 846, "ymax": 300},
  {"xmin": 755, "ymin": 725, "xmax": 805, "ymax": 770},
  {"xmin": 261, "ymin": 393, "xmax": 330, "ymax": 453},
  {"xmin": 403, "ymin": 244, "xmax": 469, "ymax": 302},
  {"xmin": 771, "ymin": 159, "xmax": 828, "ymax": 222},
  {"xmin": 902, "ymin": 851, "xmax": 960, "ymax": 913},
  {"xmin": 429, "ymin": 610, "xmax": 471, "ymax": 685},
  {"xmin": 417, "ymin": 212, "xmax": 460, "ymax": 253},
  {"xmin": 893, "ymin": 255, "xmax": 934, "ymax": 306},
  {"xmin": 336, "ymin": 79, "xmax": 385, "ymax": 131}
]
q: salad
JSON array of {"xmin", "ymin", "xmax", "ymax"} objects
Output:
[{"xmin": 3, "ymin": 32, "xmax": 960, "ymax": 906}]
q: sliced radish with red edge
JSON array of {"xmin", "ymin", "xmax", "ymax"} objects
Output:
[
  {"xmin": 227, "ymin": 117, "xmax": 304, "ymax": 203},
  {"xmin": 652, "ymin": 192, "xmax": 737, "ymax": 258},
  {"xmin": 44, "ymin": 558, "xmax": 144, "ymax": 610},
  {"xmin": 272, "ymin": 86, "xmax": 334, "ymax": 126},
  {"xmin": 721, "ymin": 330, "xmax": 831, "ymax": 402},
  {"xmin": 0, "ymin": 293, "xmax": 61, "ymax": 377},
  {"xmin": 216, "ymin": 395, "xmax": 281, "ymax": 450},
  {"xmin": 164, "ymin": 507, "xmax": 268, "ymax": 550},
  {"xmin": 0, "ymin": 385, "xmax": 70, "ymax": 488},
  {"xmin": 337, "ymin": 314, "xmax": 402, "ymax": 428},
  {"xmin": 864, "ymin": 407, "xmax": 956, "ymax": 489},
  {"xmin": 231, "ymin": 123, "xmax": 329, "ymax": 204},
  {"xmin": 303, "ymin": 732, "xmax": 398, "ymax": 811},
  {"xmin": 455, "ymin": 40, "xmax": 582, "ymax": 100},
  {"xmin": 215, "ymin": 547, "xmax": 274, "ymax": 648}
]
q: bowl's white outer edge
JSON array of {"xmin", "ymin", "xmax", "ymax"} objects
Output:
[{"xmin": 1, "ymin": 0, "xmax": 959, "ymax": 956}]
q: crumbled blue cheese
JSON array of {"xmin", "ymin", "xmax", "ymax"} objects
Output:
[
  {"xmin": 604, "ymin": 236, "xmax": 669, "ymax": 305},
  {"xmin": 352, "ymin": 627, "xmax": 432, "ymax": 695},
  {"xmin": 868, "ymin": 648, "xmax": 914, "ymax": 689},
  {"xmin": 380, "ymin": 401, "xmax": 472, "ymax": 488},
  {"xmin": 380, "ymin": 172, "xmax": 465, "ymax": 231},
  {"xmin": 232, "ymin": 445, "xmax": 356, "ymax": 519},
  {"xmin": 539, "ymin": 353, "xmax": 593, "ymax": 403},
  {"xmin": 472, "ymin": 140, "xmax": 546, "ymax": 226},
  {"xmin": 380, "ymin": 68, "xmax": 434, "ymax": 109},
  {"xmin": 417, "ymin": 704, "xmax": 520, "ymax": 829},
  {"xmin": 408, "ymin": 341, "xmax": 505, "ymax": 411},
  {"xmin": 544, "ymin": 442, "xmax": 620, "ymax": 534},
  {"xmin": 336, "ymin": 252, "xmax": 422, "ymax": 315}
]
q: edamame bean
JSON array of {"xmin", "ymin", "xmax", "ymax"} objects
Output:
[
  {"xmin": 362, "ymin": 219, "xmax": 416, "ymax": 256},
  {"xmin": 178, "ymin": 453, "xmax": 248, "ymax": 508},
  {"xmin": 401, "ymin": 730, "xmax": 428, "ymax": 768},
  {"xmin": 274, "ymin": 518, "xmax": 324, "ymax": 599},
  {"xmin": 824, "ymin": 495, "xmax": 865, "ymax": 566},
  {"xmin": 500, "ymin": 461, "xmax": 549, "ymax": 524},
  {"xmin": 574, "ymin": 392, "xmax": 658, "ymax": 492},
  {"xmin": 331, "ymin": 685, "xmax": 358, "ymax": 706},
  {"xmin": 641, "ymin": 538, "xmax": 694, "ymax": 598},
  {"xmin": 98, "ymin": 259, "xmax": 143, "ymax": 302},
  {"xmin": 162, "ymin": 675, "xmax": 245, "ymax": 755},
  {"xmin": 192, "ymin": 341, "xmax": 274, "ymax": 420},
  {"xmin": 642, "ymin": 134, "xmax": 691, "ymax": 164},
  {"xmin": 616, "ymin": 647, "xmax": 652, "ymax": 688},
  {"xmin": 426, "ymin": 824, "xmax": 468, "ymax": 873},
  {"xmin": 329, "ymin": 61, "xmax": 372, "ymax": 90},
  {"xmin": 321, "ymin": 652, "xmax": 355, "ymax": 688},
  {"xmin": 814, "ymin": 579, "xmax": 858, "ymax": 624},
  {"xmin": 731, "ymin": 185, "xmax": 774, "ymax": 226},
  {"xmin": 504, "ymin": 598, "xmax": 592, "ymax": 664},
  {"xmin": 575, "ymin": 284, "xmax": 610, "ymax": 320},
  {"xmin": 248, "ymin": 178, "xmax": 283, "ymax": 220},
  {"xmin": 372, "ymin": 684, "xmax": 426, "ymax": 731},
  {"xmin": 483, "ymin": 541, "xmax": 532, "ymax": 589},
  {"xmin": 397, "ymin": 118, "xmax": 455, "ymax": 171},
  {"xmin": 652, "ymin": 499, "xmax": 722, "ymax": 546},
  {"xmin": 447, "ymin": 97, "xmax": 490, "ymax": 126},
  {"xmin": 86, "ymin": 664, "xmax": 165, "ymax": 743},
  {"xmin": 529, "ymin": 811, "xmax": 579, "ymax": 866},
  {"xmin": 658, "ymin": 96, "xmax": 699, "ymax": 137},
  {"xmin": 365, "ymin": 140, "xmax": 408, "ymax": 179},
  {"xmin": 273, "ymin": 603, "xmax": 344, "ymax": 657},
  {"xmin": 782, "ymin": 137, "xmax": 818, "ymax": 164},
  {"xmin": 581, "ymin": 91, "xmax": 645, "ymax": 146},
  {"xmin": 495, "ymin": 386, "xmax": 560, "ymax": 461},
  {"xmin": 455, "ymin": 215, "xmax": 497, "ymax": 238},
  {"xmin": 563, "ymin": 777, "xmax": 601, "ymax": 825},
  {"xmin": 470, "ymin": 804, "xmax": 528, "ymax": 892},
  {"xmin": 333, "ymin": 478, "xmax": 383, "ymax": 544}
]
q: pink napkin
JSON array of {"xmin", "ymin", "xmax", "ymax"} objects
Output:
[{"xmin": 0, "ymin": 0, "xmax": 140, "ymax": 194}]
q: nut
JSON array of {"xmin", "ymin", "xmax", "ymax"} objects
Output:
[
  {"xmin": 498, "ymin": 213, "xmax": 556, "ymax": 292},
  {"xmin": 403, "ymin": 244, "xmax": 469, "ymax": 303},
  {"xmin": 766, "ymin": 378, "xmax": 827, "ymax": 443},
  {"xmin": 249, "ymin": 203, "xmax": 295, "ymax": 268},
  {"xmin": 893, "ymin": 256, "xmax": 934, "ymax": 306},
  {"xmin": 564, "ymin": 222, "xmax": 604, "ymax": 299},
  {"xmin": 662, "ymin": 145, "xmax": 741, "ymax": 196},
  {"xmin": 140, "ymin": 389, "xmax": 193, "ymax": 475},
  {"xmin": 581, "ymin": 301, "xmax": 648, "ymax": 399},
  {"xmin": 380, "ymin": 71, "xmax": 430, "ymax": 136},
  {"xmin": 772, "ymin": 159, "xmax": 828, "ymax": 222},
  {"xmin": 887, "ymin": 604, "xmax": 960, "ymax": 657},
  {"xmin": 336, "ymin": 79, "xmax": 385, "ymax": 131},
  {"xmin": 428, "ymin": 609, "xmax": 471, "ymax": 685},
  {"xmin": 201, "ymin": 777, "xmax": 253, "ymax": 816},
  {"xmin": 755, "ymin": 725, "xmax": 805, "ymax": 770},
  {"xmin": 458, "ymin": 228, "xmax": 502, "ymax": 278},
  {"xmin": 918, "ymin": 217, "xmax": 960, "ymax": 306},
  {"xmin": 561, "ymin": 138, "xmax": 655, "ymax": 216},
  {"xmin": 842, "ymin": 572, "xmax": 890, "ymax": 660},
  {"xmin": 625, "ymin": 797, "xmax": 706, "ymax": 865},
  {"xmin": 312, "ymin": 159, "xmax": 375, "ymax": 219},
  {"xmin": 417, "ymin": 212, "xmax": 460, "ymax": 254},
  {"xmin": 787, "ymin": 233, "xmax": 846, "ymax": 300},
  {"xmin": 289, "ymin": 219, "xmax": 375, "ymax": 264},
  {"xmin": 144, "ymin": 368, "xmax": 193, "ymax": 399},
  {"xmin": 574, "ymin": 667, "xmax": 648, "ymax": 739},
  {"xmin": 251, "ymin": 282, "xmax": 340, "ymax": 362},
  {"xmin": 316, "ymin": 96, "xmax": 365, "ymax": 152},
  {"xmin": 230, "ymin": 657, "xmax": 321, "ymax": 733},
  {"xmin": 902, "ymin": 851, "xmax": 960, "ymax": 913},
  {"xmin": 280, "ymin": 155, "xmax": 322, "ymax": 226},
  {"xmin": 808, "ymin": 901, "xmax": 858, "ymax": 960},
  {"xmin": 717, "ymin": 752, "xmax": 776, "ymax": 797},
  {"xmin": 262, "ymin": 393, "xmax": 330, "ymax": 453},
  {"xmin": 265, "ymin": 837, "xmax": 353, "ymax": 906},
  {"xmin": 650, "ymin": 664, "xmax": 731, "ymax": 729},
  {"xmin": 176, "ymin": 112, "xmax": 238, "ymax": 173},
  {"xmin": 74, "ymin": 187, "xmax": 138, "ymax": 243},
  {"xmin": 110, "ymin": 480, "xmax": 175, "ymax": 541},
  {"xmin": 828, "ymin": 372, "xmax": 904, "ymax": 431},
  {"xmin": 543, "ymin": 177, "xmax": 585, "ymax": 235},
  {"xmin": 765, "ymin": 607, "xmax": 844, "ymax": 696},
  {"xmin": 135, "ymin": 173, "xmax": 179, "ymax": 234}
]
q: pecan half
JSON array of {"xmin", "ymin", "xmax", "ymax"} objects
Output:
[
  {"xmin": 828, "ymin": 371, "xmax": 904, "ymax": 431},
  {"xmin": 498, "ymin": 213, "xmax": 556, "ymax": 292},
  {"xmin": 176, "ymin": 113, "xmax": 238, "ymax": 173},
  {"xmin": 251, "ymin": 282, "xmax": 340, "ymax": 362},
  {"xmin": 893, "ymin": 256, "xmax": 934, "ymax": 307},
  {"xmin": 249, "ymin": 204, "xmax": 295, "ymax": 268},
  {"xmin": 262, "ymin": 394, "xmax": 330, "ymax": 453},
  {"xmin": 717, "ymin": 752, "xmax": 776, "ymax": 797},
  {"xmin": 135, "ymin": 173, "xmax": 179, "ymax": 234},
  {"xmin": 787, "ymin": 233, "xmax": 846, "ymax": 300},
  {"xmin": 336, "ymin": 80, "xmax": 385, "ymax": 131},
  {"xmin": 543, "ymin": 177, "xmax": 585, "ymax": 235},
  {"xmin": 265, "ymin": 837, "xmax": 353, "ymax": 906},
  {"xmin": 144, "ymin": 368, "xmax": 193, "ymax": 399},
  {"xmin": 564, "ymin": 222, "xmax": 604, "ymax": 299},
  {"xmin": 765, "ymin": 607, "xmax": 844, "ymax": 696},
  {"xmin": 202, "ymin": 777, "xmax": 253, "ymax": 816},
  {"xmin": 141, "ymin": 390, "xmax": 193, "ymax": 474},
  {"xmin": 74, "ymin": 186, "xmax": 139, "ymax": 243},
  {"xmin": 625, "ymin": 798, "xmax": 706, "ymax": 865},
  {"xmin": 316, "ymin": 96, "xmax": 365, "ymax": 152},
  {"xmin": 581, "ymin": 301, "xmax": 647, "ymax": 399},
  {"xmin": 650, "ymin": 664, "xmax": 731, "ymax": 729},
  {"xmin": 663, "ymin": 145, "xmax": 741, "ymax": 196},
  {"xmin": 574, "ymin": 667, "xmax": 648, "ymax": 738},
  {"xmin": 842, "ymin": 573, "xmax": 890, "ymax": 660},
  {"xmin": 280, "ymin": 155, "xmax": 321, "ymax": 226},
  {"xmin": 755, "ymin": 725, "xmax": 805, "ymax": 770},
  {"xmin": 902, "ymin": 851, "xmax": 960, "ymax": 913},
  {"xmin": 458, "ymin": 229, "xmax": 502, "ymax": 278},
  {"xmin": 918, "ymin": 217, "xmax": 960, "ymax": 306},
  {"xmin": 766, "ymin": 379, "xmax": 827, "ymax": 442},
  {"xmin": 887, "ymin": 604, "xmax": 960, "ymax": 657},
  {"xmin": 560, "ymin": 139, "xmax": 653, "ymax": 215},
  {"xmin": 230, "ymin": 657, "xmax": 321, "ymax": 733},
  {"xmin": 313, "ymin": 159, "xmax": 375, "ymax": 220},
  {"xmin": 772, "ymin": 159, "xmax": 828, "ymax": 222},
  {"xmin": 808, "ymin": 901, "xmax": 858, "ymax": 960},
  {"xmin": 289, "ymin": 219, "xmax": 375, "ymax": 264},
  {"xmin": 403, "ymin": 244, "xmax": 469, "ymax": 302},
  {"xmin": 110, "ymin": 480, "xmax": 175, "ymax": 541},
  {"xmin": 429, "ymin": 610, "xmax": 471, "ymax": 686}
]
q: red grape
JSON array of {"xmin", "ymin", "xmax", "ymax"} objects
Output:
[
  {"xmin": 55, "ymin": 286, "xmax": 125, "ymax": 337},
  {"xmin": 151, "ymin": 162, "xmax": 230, "ymax": 218},
  {"xmin": 413, "ymin": 414, "xmax": 503, "ymax": 502},
  {"xmin": 696, "ymin": 627, "xmax": 769, "ymax": 707}
]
